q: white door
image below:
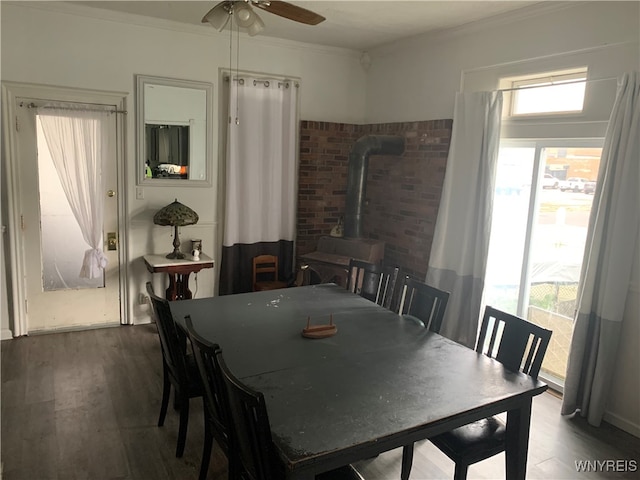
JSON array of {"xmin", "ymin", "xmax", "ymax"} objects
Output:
[{"xmin": 15, "ymin": 100, "xmax": 120, "ymax": 332}]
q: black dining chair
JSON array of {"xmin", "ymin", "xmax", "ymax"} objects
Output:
[
  {"xmin": 427, "ymin": 306, "xmax": 552, "ymax": 480},
  {"xmin": 396, "ymin": 276, "xmax": 450, "ymax": 332},
  {"xmin": 183, "ymin": 315, "xmax": 231, "ymax": 480},
  {"xmin": 397, "ymin": 276, "xmax": 450, "ymax": 479},
  {"xmin": 346, "ymin": 259, "xmax": 400, "ymax": 310},
  {"xmin": 215, "ymin": 348, "xmax": 366, "ymax": 480},
  {"xmin": 146, "ymin": 282, "xmax": 202, "ymax": 458}
]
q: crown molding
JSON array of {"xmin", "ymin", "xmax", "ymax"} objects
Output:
[
  {"xmin": 372, "ymin": 1, "xmax": 581, "ymax": 56},
  {"xmin": 3, "ymin": 1, "xmax": 360, "ymax": 58}
]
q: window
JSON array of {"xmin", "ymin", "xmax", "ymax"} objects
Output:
[
  {"xmin": 504, "ymin": 68, "xmax": 588, "ymax": 116},
  {"xmin": 484, "ymin": 141, "xmax": 602, "ymax": 390}
]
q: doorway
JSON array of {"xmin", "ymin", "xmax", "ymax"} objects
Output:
[
  {"xmin": 2, "ymin": 83, "xmax": 129, "ymax": 335},
  {"xmin": 484, "ymin": 140, "xmax": 603, "ymax": 390}
]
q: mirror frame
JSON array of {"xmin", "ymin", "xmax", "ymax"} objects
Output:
[{"xmin": 136, "ymin": 75, "xmax": 213, "ymax": 186}]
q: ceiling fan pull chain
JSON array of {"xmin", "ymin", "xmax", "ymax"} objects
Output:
[
  {"xmin": 228, "ymin": 13, "xmax": 233, "ymax": 125},
  {"xmin": 235, "ymin": 17, "xmax": 240, "ymax": 125}
]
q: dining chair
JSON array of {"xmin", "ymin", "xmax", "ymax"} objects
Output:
[
  {"xmin": 215, "ymin": 349, "xmax": 366, "ymax": 480},
  {"xmin": 146, "ymin": 282, "xmax": 202, "ymax": 458},
  {"xmin": 397, "ymin": 276, "xmax": 450, "ymax": 479},
  {"xmin": 396, "ymin": 276, "xmax": 450, "ymax": 332},
  {"xmin": 346, "ymin": 259, "xmax": 400, "ymax": 310},
  {"xmin": 253, "ymin": 254, "xmax": 288, "ymax": 291},
  {"xmin": 427, "ymin": 306, "xmax": 552, "ymax": 480},
  {"xmin": 183, "ymin": 315, "xmax": 231, "ymax": 480}
]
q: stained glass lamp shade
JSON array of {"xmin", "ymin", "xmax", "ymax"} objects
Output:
[{"xmin": 153, "ymin": 199, "xmax": 199, "ymax": 259}]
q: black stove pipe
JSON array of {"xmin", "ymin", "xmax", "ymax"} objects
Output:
[{"xmin": 344, "ymin": 135, "xmax": 405, "ymax": 238}]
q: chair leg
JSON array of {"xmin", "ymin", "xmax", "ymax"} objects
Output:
[
  {"xmin": 158, "ymin": 364, "xmax": 170, "ymax": 427},
  {"xmin": 401, "ymin": 444, "xmax": 414, "ymax": 480},
  {"xmin": 199, "ymin": 421, "xmax": 214, "ymax": 480},
  {"xmin": 176, "ymin": 394, "xmax": 190, "ymax": 457},
  {"xmin": 228, "ymin": 453, "xmax": 242, "ymax": 480},
  {"xmin": 453, "ymin": 463, "xmax": 468, "ymax": 480}
]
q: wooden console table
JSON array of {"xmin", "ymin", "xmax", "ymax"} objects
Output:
[{"xmin": 143, "ymin": 254, "xmax": 214, "ymax": 301}]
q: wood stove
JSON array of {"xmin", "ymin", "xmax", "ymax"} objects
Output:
[{"xmin": 300, "ymin": 135, "xmax": 405, "ymax": 285}]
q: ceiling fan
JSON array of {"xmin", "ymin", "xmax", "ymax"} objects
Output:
[{"xmin": 202, "ymin": 0, "xmax": 326, "ymax": 36}]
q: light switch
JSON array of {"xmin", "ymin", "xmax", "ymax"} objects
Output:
[{"xmin": 136, "ymin": 187, "xmax": 144, "ymax": 200}]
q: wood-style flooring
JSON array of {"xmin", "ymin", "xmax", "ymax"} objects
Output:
[{"xmin": 2, "ymin": 325, "xmax": 638, "ymax": 479}]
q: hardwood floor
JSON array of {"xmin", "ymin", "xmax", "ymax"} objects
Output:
[{"xmin": 2, "ymin": 325, "xmax": 638, "ymax": 479}]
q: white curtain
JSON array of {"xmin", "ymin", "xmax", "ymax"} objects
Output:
[
  {"xmin": 220, "ymin": 76, "xmax": 298, "ymax": 293},
  {"xmin": 37, "ymin": 107, "xmax": 110, "ymax": 279},
  {"xmin": 426, "ymin": 91, "xmax": 503, "ymax": 348},
  {"xmin": 561, "ymin": 72, "xmax": 640, "ymax": 426}
]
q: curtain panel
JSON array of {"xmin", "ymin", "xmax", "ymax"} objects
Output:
[
  {"xmin": 426, "ymin": 91, "xmax": 503, "ymax": 348},
  {"xmin": 37, "ymin": 107, "xmax": 110, "ymax": 279},
  {"xmin": 219, "ymin": 76, "xmax": 298, "ymax": 294},
  {"xmin": 561, "ymin": 72, "xmax": 640, "ymax": 426}
]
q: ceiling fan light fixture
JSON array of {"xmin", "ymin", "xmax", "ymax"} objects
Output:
[
  {"xmin": 202, "ymin": 3, "xmax": 231, "ymax": 30},
  {"xmin": 234, "ymin": 3, "xmax": 257, "ymax": 28},
  {"xmin": 247, "ymin": 13, "xmax": 265, "ymax": 36}
]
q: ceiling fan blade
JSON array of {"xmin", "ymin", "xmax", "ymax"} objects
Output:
[{"xmin": 254, "ymin": 1, "xmax": 325, "ymax": 25}]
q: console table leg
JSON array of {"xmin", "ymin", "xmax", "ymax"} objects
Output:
[
  {"xmin": 166, "ymin": 273, "xmax": 179, "ymax": 301},
  {"xmin": 177, "ymin": 273, "xmax": 193, "ymax": 300}
]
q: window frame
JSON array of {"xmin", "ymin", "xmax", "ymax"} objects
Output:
[
  {"xmin": 505, "ymin": 68, "xmax": 589, "ymax": 118},
  {"xmin": 488, "ymin": 138, "xmax": 603, "ymax": 392}
]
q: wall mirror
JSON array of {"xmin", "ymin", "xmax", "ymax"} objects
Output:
[{"xmin": 136, "ymin": 75, "xmax": 213, "ymax": 186}]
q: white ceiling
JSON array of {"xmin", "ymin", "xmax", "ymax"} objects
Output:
[{"xmin": 70, "ymin": 1, "xmax": 541, "ymax": 50}]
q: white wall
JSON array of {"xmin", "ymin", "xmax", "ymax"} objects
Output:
[
  {"xmin": 365, "ymin": 2, "xmax": 639, "ymax": 123},
  {"xmin": 365, "ymin": 1, "xmax": 639, "ymax": 436},
  {"xmin": 1, "ymin": 1, "xmax": 366, "ymax": 326}
]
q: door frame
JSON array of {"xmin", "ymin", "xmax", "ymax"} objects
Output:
[
  {"xmin": 490, "ymin": 137, "xmax": 604, "ymax": 392},
  {"xmin": 1, "ymin": 81, "xmax": 130, "ymax": 335}
]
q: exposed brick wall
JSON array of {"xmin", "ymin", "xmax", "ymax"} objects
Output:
[{"xmin": 297, "ymin": 119, "xmax": 452, "ymax": 279}]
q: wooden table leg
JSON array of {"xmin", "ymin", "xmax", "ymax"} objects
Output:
[
  {"xmin": 177, "ymin": 273, "xmax": 192, "ymax": 300},
  {"xmin": 166, "ymin": 273, "xmax": 178, "ymax": 301},
  {"xmin": 505, "ymin": 398, "xmax": 533, "ymax": 480},
  {"xmin": 401, "ymin": 444, "xmax": 414, "ymax": 480}
]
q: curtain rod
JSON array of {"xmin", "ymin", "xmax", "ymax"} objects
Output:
[
  {"xmin": 496, "ymin": 76, "xmax": 617, "ymax": 93},
  {"xmin": 224, "ymin": 76, "xmax": 299, "ymax": 88},
  {"xmin": 19, "ymin": 101, "xmax": 127, "ymax": 114}
]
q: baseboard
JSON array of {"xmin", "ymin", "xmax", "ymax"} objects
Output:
[
  {"xmin": 134, "ymin": 317, "xmax": 153, "ymax": 326},
  {"xmin": 604, "ymin": 410, "xmax": 640, "ymax": 438},
  {"xmin": 1, "ymin": 328, "xmax": 13, "ymax": 340},
  {"xmin": 27, "ymin": 322, "xmax": 121, "ymax": 336}
]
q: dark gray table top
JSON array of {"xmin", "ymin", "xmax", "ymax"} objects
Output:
[{"xmin": 170, "ymin": 284, "xmax": 546, "ymax": 476}]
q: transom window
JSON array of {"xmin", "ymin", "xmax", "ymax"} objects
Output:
[{"xmin": 503, "ymin": 68, "xmax": 588, "ymax": 116}]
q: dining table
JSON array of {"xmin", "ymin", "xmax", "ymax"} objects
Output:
[{"xmin": 170, "ymin": 283, "xmax": 547, "ymax": 480}]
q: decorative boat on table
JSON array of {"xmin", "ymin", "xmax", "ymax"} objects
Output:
[{"xmin": 302, "ymin": 315, "xmax": 337, "ymax": 339}]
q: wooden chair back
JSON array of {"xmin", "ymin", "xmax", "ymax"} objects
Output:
[
  {"xmin": 146, "ymin": 282, "xmax": 190, "ymax": 385},
  {"xmin": 477, "ymin": 306, "xmax": 552, "ymax": 377},
  {"xmin": 216, "ymin": 350, "xmax": 276, "ymax": 480},
  {"xmin": 346, "ymin": 259, "xmax": 400, "ymax": 310},
  {"xmin": 253, "ymin": 255, "xmax": 279, "ymax": 283},
  {"xmin": 184, "ymin": 315, "xmax": 229, "ymax": 454},
  {"xmin": 252, "ymin": 254, "xmax": 288, "ymax": 291},
  {"xmin": 397, "ymin": 276, "xmax": 450, "ymax": 333}
]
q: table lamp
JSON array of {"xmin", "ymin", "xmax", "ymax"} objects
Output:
[{"xmin": 153, "ymin": 199, "xmax": 199, "ymax": 259}]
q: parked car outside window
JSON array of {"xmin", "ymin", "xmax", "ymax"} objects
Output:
[
  {"xmin": 542, "ymin": 173, "xmax": 559, "ymax": 189},
  {"xmin": 584, "ymin": 180, "xmax": 596, "ymax": 194},
  {"xmin": 559, "ymin": 177, "xmax": 589, "ymax": 192}
]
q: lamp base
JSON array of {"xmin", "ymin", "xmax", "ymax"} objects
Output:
[{"xmin": 166, "ymin": 224, "xmax": 184, "ymax": 259}]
